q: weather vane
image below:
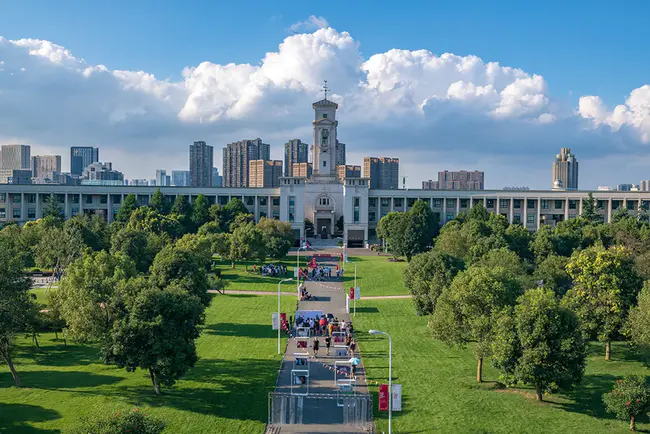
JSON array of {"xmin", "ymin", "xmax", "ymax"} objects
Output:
[{"xmin": 322, "ymin": 80, "xmax": 329, "ymax": 99}]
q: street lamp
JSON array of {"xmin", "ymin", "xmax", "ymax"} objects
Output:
[
  {"xmin": 369, "ymin": 329, "xmax": 393, "ymax": 434},
  {"xmin": 278, "ymin": 278, "xmax": 293, "ymax": 354},
  {"xmin": 297, "ymin": 245, "xmax": 307, "ymax": 293}
]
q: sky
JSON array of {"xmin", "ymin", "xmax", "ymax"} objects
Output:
[{"xmin": 0, "ymin": 0, "xmax": 649, "ymax": 189}]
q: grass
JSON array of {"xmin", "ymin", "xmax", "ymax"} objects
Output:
[
  {"xmin": 354, "ymin": 298, "xmax": 650, "ymax": 434},
  {"xmin": 213, "ymin": 258, "xmax": 298, "ymax": 292},
  {"xmin": 30, "ymin": 286, "xmax": 56, "ymax": 309},
  {"xmin": 1, "ymin": 294, "xmax": 296, "ymax": 433},
  {"xmin": 344, "ymin": 255, "xmax": 409, "ymax": 297}
]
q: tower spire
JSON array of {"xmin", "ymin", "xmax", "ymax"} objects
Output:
[{"xmin": 322, "ymin": 80, "xmax": 329, "ymax": 100}]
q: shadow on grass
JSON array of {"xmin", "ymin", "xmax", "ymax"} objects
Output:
[
  {"xmin": 0, "ymin": 371, "xmax": 123, "ymax": 390},
  {"xmin": 0, "ymin": 403, "xmax": 61, "ymax": 433},
  {"xmin": 203, "ymin": 323, "xmax": 276, "ymax": 339},
  {"xmin": 355, "ymin": 307, "xmax": 379, "ymax": 313},
  {"xmin": 556, "ymin": 374, "xmax": 618, "ymax": 420},
  {"xmin": 26, "ymin": 344, "xmax": 100, "ymax": 367}
]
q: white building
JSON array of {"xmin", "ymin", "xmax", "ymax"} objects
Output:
[{"xmin": 2, "ymin": 97, "xmax": 650, "ymax": 246}]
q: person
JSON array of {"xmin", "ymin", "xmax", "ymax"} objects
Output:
[
  {"xmin": 349, "ymin": 339, "xmax": 357, "ymax": 357},
  {"xmin": 345, "ymin": 334, "xmax": 352, "ymax": 348},
  {"xmin": 313, "ymin": 337, "xmax": 320, "ymax": 356},
  {"xmin": 327, "ymin": 322, "xmax": 334, "ymax": 337},
  {"xmin": 325, "ymin": 336, "xmax": 331, "ymax": 355},
  {"xmin": 289, "ymin": 315, "xmax": 293, "ymax": 328}
]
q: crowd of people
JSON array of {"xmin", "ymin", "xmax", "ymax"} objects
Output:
[
  {"xmin": 252, "ymin": 263, "xmax": 288, "ymax": 277},
  {"xmin": 293, "ymin": 314, "xmax": 356, "ymax": 358}
]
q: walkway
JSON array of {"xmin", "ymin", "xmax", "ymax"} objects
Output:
[
  {"xmin": 207, "ymin": 289, "xmax": 295, "ymax": 296},
  {"xmin": 271, "ymin": 256, "xmax": 372, "ymax": 433}
]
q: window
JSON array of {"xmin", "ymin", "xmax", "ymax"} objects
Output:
[
  {"xmin": 486, "ymin": 199, "xmax": 494, "ymax": 208},
  {"xmin": 369, "ymin": 211, "xmax": 376, "ymax": 222},
  {"xmin": 0, "ymin": 208, "xmax": 5, "ymax": 218},
  {"xmin": 460, "ymin": 199, "xmax": 469, "ymax": 208},
  {"xmin": 514, "ymin": 213, "xmax": 521, "ymax": 223},
  {"xmin": 555, "ymin": 200, "xmax": 563, "ymax": 209},
  {"xmin": 500, "ymin": 199, "xmax": 509, "ymax": 209},
  {"xmin": 643, "ymin": 201, "xmax": 650, "ymax": 211},
  {"xmin": 85, "ymin": 195, "xmax": 93, "ymax": 204},
  {"xmin": 597, "ymin": 200, "xmax": 606, "ymax": 209},
  {"xmin": 569, "ymin": 200, "xmax": 577, "ymax": 210},
  {"xmin": 27, "ymin": 194, "xmax": 36, "ymax": 204},
  {"xmin": 446, "ymin": 213, "xmax": 454, "ymax": 221},
  {"xmin": 71, "ymin": 208, "xmax": 78, "ymax": 216},
  {"xmin": 71, "ymin": 195, "xmax": 79, "ymax": 204},
  {"xmin": 273, "ymin": 198, "xmax": 280, "ymax": 206},
  {"xmin": 28, "ymin": 209, "xmax": 36, "ymax": 219},
  {"xmin": 569, "ymin": 214, "xmax": 577, "ymax": 220},
  {"xmin": 381, "ymin": 198, "xmax": 390, "ymax": 207},
  {"xmin": 319, "ymin": 197, "xmax": 330, "ymax": 206},
  {"xmin": 354, "ymin": 197, "xmax": 360, "ymax": 224},
  {"xmin": 323, "ymin": 160, "xmax": 327, "ymax": 167},
  {"xmin": 514, "ymin": 199, "xmax": 521, "ymax": 208},
  {"xmin": 12, "ymin": 194, "xmax": 21, "ymax": 204},
  {"xmin": 541, "ymin": 200, "xmax": 549, "ymax": 209},
  {"xmin": 527, "ymin": 214, "xmax": 535, "ymax": 224},
  {"xmin": 100, "ymin": 195, "xmax": 107, "ymax": 204},
  {"xmin": 407, "ymin": 198, "xmax": 416, "ymax": 207},
  {"xmin": 13, "ymin": 209, "xmax": 21, "ymax": 219},
  {"xmin": 447, "ymin": 199, "xmax": 456, "ymax": 209},
  {"xmin": 394, "ymin": 198, "xmax": 403, "ymax": 208},
  {"xmin": 259, "ymin": 197, "xmax": 267, "ymax": 206},
  {"xmin": 288, "ymin": 196, "xmax": 295, "ymax": 222},
  {"xmin": 322, "ymin": 113, "xmax": 328, "ymax": 119},
  {"xmin": 612, "ymin": 200, "xmax": 621, "ymax": 210},
  {"xmin": 246, "ymin": 196, "xmax": 254, "ymax": 206},
  {"xmin": 369, "ymin": 198, "xmax": 377, "ymax": 207},
  {"xmin": 433, "ymin": 199, "xmax": 442, "ymax": 208},
  {"xmin": 627, "ymin": 201, "xmax": 635, "ymax": 210},
  {"xmin": 527, "ymin": 199, "xmax": 535, "ymax": 209},
  {"xmin": 0, "ymin": 193, "xmax": 5, "ymax": 202}
]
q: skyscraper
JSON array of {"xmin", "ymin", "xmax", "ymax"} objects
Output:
[
  {"xmin": 292, "ymin": 162, "xmax": 313, "ymax": 178},
  {"xmin": 284, "ymin": 139, "xmax": 308, "ymax": 176},
  {"xmin": 155, "ymin": 169, "xmax": 170, "ymax": 187},
  {"xmin": 70, "ymin": 147, "xmax": 99, "ymax": 176},
  {"xmin": 337, "ymin": 165, "xmax": 360, "ymax": 179},
  {"xmin": 335, "ymin": 141, "xmax": 346, "ymax": 166},
  {"xmin": 31, "ymin": 155, "xmax": 61, "ymax": 179},
  {"xmin": 212, "ymin": 167, "xmax": 223, "ymax": 187},
  {"xmin": 435, "ymin": 170, "xmax": 485, "ymax": 190},
  {"xmin": 171, "ymin": 170, "xmax": 190, "ymax": 187},
  {"xmin": 190, "ymin": 141, "xmax": 214, "ymax": 188},
  {"xmin": 363, "ymin": 157, "xmax": 399, "ymax": 189},
  {"xmin": 1, "ymin": 144, "xmax": 31, "ymax": 170},
  {"xmin": 222, "ymin": 138, "xmax": 270, "ymax": 187},
  {"xmin": 249, "ymin": 160, "xmax": 283, "ymax": 187},
  {"xmin": 552, "ymin": 148, "xmax": 579, "ymax": 190}
]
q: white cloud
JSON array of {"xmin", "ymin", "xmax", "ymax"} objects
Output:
[
  {"xmin": 0, "ymin": 28, "xmax": 648, "ymax": 188},
  {"xmin": 288, "ymin": 15, "xmax": 329, "ymax": 33}
]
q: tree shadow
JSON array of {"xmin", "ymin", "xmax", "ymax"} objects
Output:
[
  {"xmin": 27, "ymin": 344, "xmax": 100, "ymax": 367},
  {"xmin": 0, "ymin": 371, "xmax": 123, "ymax": 390},
  {"xmin": 0, "ymin": 403, "xmax": 61, "ymax": 433},
  {"xmin": 203, "ymin": 323, "xmax": 276, "ymax": 339},
  {"xmin": 355, "ymin": 307, "xmax": 379, "ymax": 313},
  {"xmin": 554, "ymin": 374, "xmax": 618, "ymax": 419}
]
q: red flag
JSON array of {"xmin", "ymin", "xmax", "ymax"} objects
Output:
[{"xmin": 379, "ymin": 384, "xmax": 389, "ymax": 411}]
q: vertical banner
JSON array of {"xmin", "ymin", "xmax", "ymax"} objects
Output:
[
  {"xmin": 272, "ymin": 313, "xmax": 279, "ymax": 331},
  {"xmin": 345, "ymin": 294, "xmax": 350, "ymax": 313},
  {"xmin": 354, "ymin": 287, "xmax": 361, "ymax": 300},
  {"xmin": 280, "ymin": 313, "xmax": 287, "ymax": 330},
  {"xmin": 379, "ymin": 384, "xmax": 389, "ymax": 411},
  {"xmin": 349, "ymin": 287, "xmax": 355, "ymax": 300},
  {"xmin": 392, "ymin": 384, "xmax": 402, "ymax": 411}
]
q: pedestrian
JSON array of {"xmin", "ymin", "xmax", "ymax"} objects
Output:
[
  {"xmin": 313, "ymin": 337, "xmax": 320, "ymax": 356},
  {"xmin": 349, "ymin": 339, "xmax": 357, "ymax": 357},
  {"xmin": 325, "ymin": 336, "xmax": 331, "ymax": 355},
  {"xmin": 328, "ymin": 322, "xmax": 334, "ymax": 337},
  {"xmin": 289, "ymin": 315, "xmax": 293, "ymax": 328}
]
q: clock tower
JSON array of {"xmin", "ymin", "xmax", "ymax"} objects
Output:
[{"xmin": 311, "ymin": 82, "xmax": 338, "ymax": 180}]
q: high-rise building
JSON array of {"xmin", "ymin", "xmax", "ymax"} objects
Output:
[
  {"xmin": 640, "ymin": 180, "xmax": 650, "ymax": 192},
  {"xmin": 422, "ymin": 180, "xmax": 439, "ymax": 190},
  {"xmin": 337, "ymin": 165, "xmax": 360, "ymax": 179},
  {"xmin": 155, "ymin": 169, "xmax": 170, "ymax": 187},
  {"xmin": 249, "ymin": 160, "xmax": 282, "ymax": 188},
  {"xmin": 70, "ymin": 147, "xmax": 99, "ymax": 176},
  {"xmin": 292, "ymin": 162, "xmax": 313, "ymax": 178},
  {"xmin": 212, "ymin": 167, "xmax": 223, "ymax": 187},
  {"xmin": 82, "ymin": 162, "xmax": 123, "ymax": 182},
  {"xmin": 190, "ymin": 141, "xmax": 214, "ymax": 188},
  {"xmin": 284, "ymin": 139, "xmax": 308, "ymax": 176},
  {"xmin": 335, "ymin": 141, "xmax": 346, "ymax": 166},
  {"xmin": 1, "ymin": 145, "xmax": 31, "ymax": 170},
  {"xmin": 222, "ymin": 138, "xmax": 270, "ymax": 187},
  {"xmin": 435, "ymin": 170, "xmax": 485, "ymax": 190},
  {"xmin": 171, "ymin": 170, "xmax": 190, "ymax": 187},
  {"xmin": 552, "ymin": 147, "xmax": 579, "ymax": 190},
  {"xmin": 0, "ymin": 169, "xmax": 32, "ymax": 184},
  {"xmin": 363, "ymin": 157, "xmax": 399, "ymax": 189},
  {"xmin": 31, "ymin": 155, "xmax": 61, "ymax": 180}
]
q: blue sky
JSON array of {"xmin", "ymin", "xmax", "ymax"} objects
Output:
[{"xmin": 0, "ymin": 1, "xmax": 649, "ymax": 188}]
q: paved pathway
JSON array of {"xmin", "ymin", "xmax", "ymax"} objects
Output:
[
  {"xmin": 271, "ymin": 256, "xmax": 372, "ymax": 433},
  {"xmin": 207, "ymin": 289, "xmax": 295, "ymax": 296}
]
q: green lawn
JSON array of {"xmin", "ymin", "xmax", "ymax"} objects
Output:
[
  {"xmin": 214, "ymin": 258, "xmax": 298, "ymax": 293},
  {"xmin": 344, "ymin": 256, "xmax": 409, "ymax": 297},
  {"xmin": 1, "ymin": 294, "xmax": 296, "ymax": 433},
  {"xmin": 354, "ymin": 299, "xmax": 650, "ymax": 434},
  {"xmin": 30, "ymin": 286, "xmax": 56, "ymax": 309}
]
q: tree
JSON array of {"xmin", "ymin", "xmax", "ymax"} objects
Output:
[
  {"xmin": 103, "ymin": 285, "xmax": 204, "ymax": 395},
  {"xmin": 52, "ymin": 250, "xmax": 136, "ymax": 342},
  {"xmin": 35, "ymin": 225, "xmax": 85, "ymax": 274},
  {"xmin": 429, "ymin": 266, "xmax": 523, "ymax": 382},
  {"xmin": 127, "ymin": 207, "xmax": 184, "ymax": 239},
  {"xmin": 403, "ymin": 250, "xmax": 463, "ymax": 316},
  {"xmin": 257, "ymin": 218, "xmax": 295, "ymax": 260},
  {"xmin": 64, "ymin": 214, "xmax": 110, "ymax": 251},
  {"xmin": 116, "ymin": 194, "xmax": 139, "ymax": 223},
  {"xmin": 376, "ymin": 211, "xmax": 403, "ymax": 252},
  {"xmin": 505, "ymin": 223, "xmax": 533, "ymax": 260},
  {"xmin": 581, "ymin": 192, "xmax": 600, "ymax": 223},
  {"xmin": 111, "ymin": 228, "xmax": 165, "ymax": 273},
  {"xmin": 304, "ymin": 218, "xmax": 315, "ymax": 238},
  {"xmin": 532, "ymin": 254, "xmax": 572, "ymax": 296},
  {"xmin": 0, "ymin": 237, "xmax": 34, "ymax": 386},
  {"xmin": 198, "ymin": 221, "xmax": 222, "ymax": 236},
  {"xmin": 42, "ymin": 193, "xmax": 64, "ymax": 221},
  {"xmin": 221, "ymin": 198, "xmax": 250, "ymax": 231},
  {"xmin": 171, "ymin": 195, "xmax": 191, "ymax": 218},
  {"xmin": 491, "ymin": 288, "xmax": 586, "ymax": 401},
  {"xmin": 190, "ymin": 194, "xmax": 210, "ymax": 230},
  {"xmin": 229, "ymin": 222, "xmax": 265, "ymax": 268},
  {"xmin": 626, "ymin": 282, "xmax": 650, "ymax": 353},
  {"xmin": 563, "ymin": 246, "xmax": 643, "ymax": 360},
  {"xmin": 408, "ymin": 199, "xmax": 439, "ymax": 253},
  {"xmin": 336, "ymin": 215, "xmax": 344, "ymax": 233},
  {"xmin": 148, "ymin": 188, "xmax": 169, "ymax": 214},
  {"xmin": 603, "ymin": 375, "xmax": 650, "ymax": 431}
]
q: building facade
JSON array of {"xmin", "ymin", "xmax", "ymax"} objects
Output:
[
  {"xmin": 155, "ymin": 169, "xmax": 171, "ymax": 187},
  {"xmin": 31, "ymin": 155, "xmax": 61, "ymax": 180},
  {"xmin": 335, "ymin": 141, "xmax": 346, "ymax": 166},
  {"xmin": 222, "ymin": 138, "xmax": 270, "ymax": 187},
  {"xmin": 0, "ymin": 169, "xmax": 32, "ymax": 184},
  {"xmin": 171, "ymin": 170, "xmax": 190, "ymax": 187},
  {"xmin": 552, "ymin": 147, "xmax": 579, "ymax": 190},
  {"xmin": 212, "ymin": 168, "xmax": 223, "ymax": 187},
  {"xmin": 1, "ymin": 145, "xmax": 31, "ymax": 170},
  {"xmin": 82, "ymin": 162, "xmax": 124, "ymax": 182},
  {"xmin": 190, "ymin": 141, "xmax": 213, "ymax": 188},
  {"xmin": 70, "ymin": 147, "xmax": 99, "ymax": 176},
  {"xmin": 337, "ymin": 165, "xmax": 361, "ymax": 180},
  {"xmin": 363, "ymin": 157, "xmax": 399, "ymax": 189},
  {"xmin": 249, "ymin": 160, "xmax": 282, "ymax": 188},
  {"xmin": 292, "ymin": 162, "xmax": 313, "ymax": 178},
  {"xmin": 284, "ymin": 139, "xmax": 308, "ymax": 177},
  {"xmin": 431, "ymin": 170, "xmax": 485, "ymax": 190}
]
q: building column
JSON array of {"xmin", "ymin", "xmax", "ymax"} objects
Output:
[
  {"xmin": 254, "ymin": 196, "xmax": 259, "ymax": 222},
  {"xmin": 565, "ymin": 198, "xmax": 569, "ymax": 221},
  {"xmin": 64, "ymin": 193, "xmax": 69, "ymax": 219},
  {"xmin": 456, "ymin": 196, "xmax": 460, "ymax": 216},
  {"xmin": 579, "ymin": 197, "xmax": 583, "ymax": 215},
  {"xmin": 35, "ymin": 192, "xmax": 41, "ymax": 219},
  {"xmin": 483, "ymin": 196, "xmax": 487, "ymax": 208},
  {"xmin": 537, "ymin": 198, "xmax": 542, "ymax": 230},
  {"xmin": 267, "ymin": 195, "xmax": 272, "ymax": 219},
  {"xmin": 608, "ymin": 198, "xmax": 613, "ymax": 223},
  {"xmin": 523, "ymin": 198, "xmax": 528, "ymax": 230},
  {"xmin": 107, "ymin": 194, "xmax": 113, "ymax": 224},
  {"xmin": 390, "ymin": 197, "xmax": 394, "ymax": 213},
  {"xmin": 509, "ymin": 198, "xmax": 514, "ymax": 224},
  {"xmin": 442, "ymin": 197, "xmax": 447, "ymax": 224},
  {"xmin": 496, "ymin": 196, "xmax": 500, "ymax": 215},
  {"xmin": 21, "ymin": 192, "xmax": 26, "ymax": 221},
  {"xmin": 79, "ymin": 193, "xmax": 83, "ymax": 216}
]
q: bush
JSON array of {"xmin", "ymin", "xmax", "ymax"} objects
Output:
[{"xmin": 70, "ymin": 408, "xmax": 165, "ymax": 434}]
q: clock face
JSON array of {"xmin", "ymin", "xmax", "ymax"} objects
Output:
[{"xmin": 322, "ymin": 143, "xmax": 329, "ymax": 152}]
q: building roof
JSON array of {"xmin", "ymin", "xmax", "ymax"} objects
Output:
[{"xmin": 312, "ymin": 98, "xmax": 338, "ymax": 109}]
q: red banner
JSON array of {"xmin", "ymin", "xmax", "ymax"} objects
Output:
[
  {"xmin": 349, "ymin": 287, "xmax": 355, "ymax": 300},
  {"xmin": 379, "ymin": 384, "xmax": 389, "ymax": 411},
  {"xmin": 280, "ymin": 313, "xmax": 287, "ymax": 330}
]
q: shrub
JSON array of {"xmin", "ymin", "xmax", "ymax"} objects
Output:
[
  {"xmin": 603, "ymin": 375, "xmax": 650, "ymax": 431},
  {"xmin": 70, "ymin": 408, "xmax": 165, "ymax": 434}
]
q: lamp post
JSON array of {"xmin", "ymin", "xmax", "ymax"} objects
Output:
[
  {"xmin": 278, "ymin": 278, "xmax": 293, "ymax": 354},
  {"xmin": 369, "ymin": 329, "xmax": 392, "ymax": 434},
  {"xmin": 297, "ymin": 245, "xmax": 306, "ymax": 293}
]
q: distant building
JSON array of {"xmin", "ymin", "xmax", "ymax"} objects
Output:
[
  {"xmin": 155, "ymin": 169, "xmax": 170, "ymax": 187},
  {"xmin": 0, "ymin": 169, "xmax": 32, "ymax": 184},
  {"xmin": 597, "ymin": 186, "xmax": 613, "ymax": 191},
  {"xmin": 82, "ymin": 162, "xmax": 123, "ymax": 182},
  {"xmin": 223, "ymin": 138, "xmax": 270, "ymax": 187},
  {"xmin": 284, "ymin": 139, "xmax": 308, "ymax": 177},
  {"xmin": 422, "ymin": 180, "xmax": 439, "ymax": 190},
  {"xmin": 552, "ymin": 147, "xmax": 579, "ymax": 190},
  {"xmin": 1, "ymin": 145, "xmax": 31, "ymax": 170},
  {"xmin": 335, "ymin": 141, "xmax": 346, "ymax": 166},
  {"xmin": 171, "ymin": 170, "xmax": 190, "ymax": 187},
  {"xmin": 70, "ymin": 147, "xmax": 99, "ymax": 176},
  {"xmin": 436, "ymin": 170, "xmax": 484, "ymax": 190},
  {"xmin": 337, "ymin": 165, "xmax": 360, "ymax": 179},
  {"xmin": 130, "ymin": 179, "xmax": 150, "ymax": 186},
  {"xmin": 212, "ymin": 167, "xmax": 223, "ymax": 187},
  {"xmin": 363, "ymin": 157, "xmax": 399, "ymax": 189},
  {"xmin": 31, "ymin": 155, "xmax": 61, "ymax": 180},
  {"xmin": 640, "ymin": 180, "xmax": 650, "ymax": 192},
  {"xmin": 190, "ymin": 141, "xmax": 214, "ymax": 188},
  {"xmin": 292, "ymin": 162, "xmax": 313, "ymax": 178},
  {"xmin": 617, "ymin": 183, "xmax": 639, "ymax": 191},
  {"xmin": 249, "ymin": 160, "xmax": 282, "ymax": 188}
]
